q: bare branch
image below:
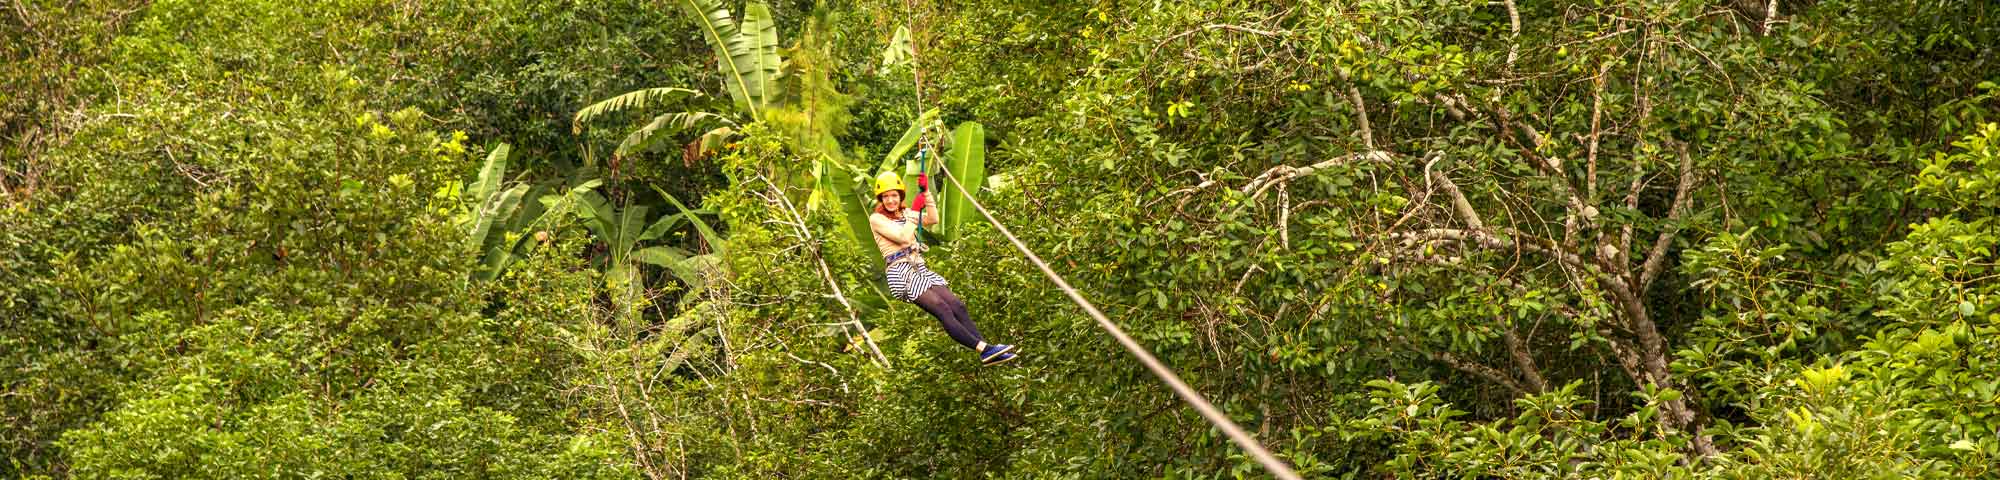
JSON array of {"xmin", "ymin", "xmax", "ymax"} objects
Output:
[
  {"xmin": 1279, "ymin": 182, "xmax": 1292, "ymax": 249},
  {"xmin": 761, "ymin": 178, "xmax": 892, "ymax": 368},
  {"xmin": 1149, "ymin": 170, "xmax": 1219, "ymax": 208},
  {"xmin": 1498, "ymin": 0, "xmax": 1521, "ymax": 70},
  {"xmin": 1761, "ymin": 0, "xmax": 1780, "ymax": 35},
  {"xmin": 1553, "ymin": 27, "xmax": 1637, "ymax": 49},
  {"xmin": 1394, "ymin": 335, "xmax": 1529, "ymax": 396},
  {"xmin": 1477, "ymin": 97, "xmax": 1592, "ymax": 223},
  {"xmin": 1241, "ymin": 150, "xmax": 1394, "ymax": 201},
  {"xmin": 1595, "ymin": 326, "xmax": 1649, "ymax": 384},
  {"xmin": 1151, "ymin": 22, "xmax": 1291, "ymax": 58},
  {"xmin": 1429, "ymin": 163, "xmax": 1484, "ymax": 230},
  {"xmin": 1337, "ymin": 68, "xmax": 1377, "ymax": 150},
  {"xmin": 1638, "ymin": 142, "xmax": 1697, "ymax": 289},
  {"xmin": 1394, "ymin": 227, "xmax": 1606, "ymax": 284},
  {"xmin": 1616, "ymin": 165, "xmax": 1645, "ymax": 267},
  {"xmin": 1502, "ymin": 324, "xmax": 1549, "ymax": 393},
  {"xmin": 1587, "ymin": 62, "xmax": 1609, "ymax": 202},
  {"xmin": 1205, "ymin": 23, "xmax": 1291, "ymax": 37}
]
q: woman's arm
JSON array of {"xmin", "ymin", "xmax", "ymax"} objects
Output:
[
  {"xmin": 870, "ymin": 213, "xmax": 916, "ymax": 245},
  {"xmin": 911, "ymin": 205, "xmax": 940, "ymax": 227}
]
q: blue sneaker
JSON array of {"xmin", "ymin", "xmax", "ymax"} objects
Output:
[
  {"xmin": 980, "ymin": 350, "xmax": 1016, "ymax": 366},
  {"xmin": 980, "ymin": 344, "xmax": 1018, "ymax": 365}
]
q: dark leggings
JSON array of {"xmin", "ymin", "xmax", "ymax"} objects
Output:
[{"xmin": 913, "ymin": 286, "xmax": 984, "ymax": 349}]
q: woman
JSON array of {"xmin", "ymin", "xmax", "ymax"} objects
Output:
[{"xmin": 870, "ymin": 170, "xmax": 1018, "ymax": 366}]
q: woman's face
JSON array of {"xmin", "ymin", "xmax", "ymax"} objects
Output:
[{"xmin": 879, "ymin": 190, "xmax": 903, "ymax": 211}]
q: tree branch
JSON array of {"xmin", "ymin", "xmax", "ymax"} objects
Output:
[
  {"xmin": 760, "ymin": 178, "xmax": 891, "ymax": 368},
  {"xmin": 1761, "ymin": 0, "xmax": 1780, "ymax": 35},
  {"xmin": 1429, "ymin": 163, "xmax": 1483, "ymax": 230},
  {"xmin": 1394, "ymin": 335, "xmax": 1529, "ymax": 396},
  {"xmin": 1502, "ymin": 323, "xmax": 1549, "ymax": 394},
  {"xmin": 1616, "ymin": 165, "xmax": 1645, "ymax": 267},
  {"xmin": 1336, "ymin": 68, "xmax": 1377, "ymax": 150},
  {"xmin": 1241, "ymin": 150, "xmax": 1394, "ymax": 201},
  {"xmin": 1499, "ymin": 0, "xmax": 1521, "ymax": 71},
  {"xmin": 1587, "ymin": 61, "xmax": 1609, "ymax": 202},
  {"xmin": 1477, "ymin": 97, "xmax": 1593, "ymax": 227},
  {"xmin": 1638, "ymin": 142, "xmax": 1696, "ymax": 289},
  {"xmin": 1393, "ymin": 228, "xmax": 1607, "ymax": 285}
]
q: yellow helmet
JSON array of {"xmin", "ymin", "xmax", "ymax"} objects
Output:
[{"xmin": 872, "ymin": 171, "xmax": 906, "ymax": 197}]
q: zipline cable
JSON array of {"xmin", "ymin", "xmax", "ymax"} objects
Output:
[{"xmin": 933, "ymin": 164, "xmax": 1304, "ymax": 480}]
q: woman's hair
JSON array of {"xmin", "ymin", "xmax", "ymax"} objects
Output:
[{"xmin": 873, "ymin": 191, "xmax": 902, "ymax": 217}]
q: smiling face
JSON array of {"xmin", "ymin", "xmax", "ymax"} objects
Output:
[{"xmin": 878, "ymin": 190, "xmax": 904, "ymax": 212}]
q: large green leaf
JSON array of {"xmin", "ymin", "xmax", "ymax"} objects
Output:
[
  {"xmin": 576, "ymin": 190, "xmax": 618, "ymax": 243},
  {"xmin": 634, "ymin": 246, "xmax": 703, "ymax": 289},
  {"xmin": 658, "ymin": 329, "xmax": 713, "ymax": 374},
  {"xmin": 472, "ymin": 184, "xmax": 531, "ymax": 280},
  {"xmin": 482, "ymin": 184, "xmax": 551, "ymax": 281},
  {"xmin": 571, "ymin": 87, "xmax": 702, "ymax": 134},
  {"xmin": 741, "ymin": 2, "xmax": 782, "ymax": 115},
  {"xmin": 613, "ymin": 111, "xmax": 731, "ymax": 159},
  {"xmin": 633, "ymin": 245, "xmax": 693, "ymax": 267},
  {"xmin": 879, "ymin": 108, "xmax": 940, "ymax": 175},
  {"xmin": 614, "ymin": 204, "xmax": 651, "ymax": 262},
  {"xmin": 825, "ymin": 156, "xmax": 891, "ymax": 296},
  {"xmin": 880, "ymin": 25, "xmax": 913, "ymax": 72},
  {"xmin": 676, "ymin": 0, "xmax": 780, "ymax": 120},
  {"xmin": 639, "ymin": 214, "xmax": 687, "ymax": 243},
  {"xmin": 468, "ymin": 143, "xmax": 511, "ymax": 207},
  {"xmin": 652, "ymin": 186, "xmax": 725, "ymax": 257},
  {"xmin": 637, "ymin": 207, "xmax": 717, "ymax": 243},
  {"xmin": 676, "ymin": 0, "xmax": 750, "ymax": 113},
  {"xmin": 466, "ymin": 172, "xmax": 516, "ymax": 255},
  {"xmin": 462, "ymin": 146, "xmax": 597, "ymax": 281},
  {"xmin": 940, "ymin": 121, "xmax": 986, "ymax": 241}
]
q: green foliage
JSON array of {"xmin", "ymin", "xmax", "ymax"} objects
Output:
[
  {"xmin": 1917, "ymin": 123, "xmax": 2000, "ymax": 210},
  {"xmin": 933, "ymin": 121, "xmax": 987, "ymax": 242},
  {"xmin": 10, "ymin": 0, "xmax": 2000, "ymax": 478},
  {"xmin": 679, "ymin": 0, "xmax": 784, "ymax": 119},
  {"xmin": 879, "ymin": 25, "xmax": 914, "ymax": 73},
  {"xmin": 879, "ymin": 108, "xmax": 941, "ymax": 175},
  {"xmin": 573, "ymin": 187, "xmax": 724, "ymax": 328},
  {"xmin": 570, "ymin": 88, "xmax": 705, "ymax": 134},
  {"xmin": 458, "ymin": 143, "xmax": 604, "ymax": 280}
]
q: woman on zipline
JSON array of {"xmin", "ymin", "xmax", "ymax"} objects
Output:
[{"xmin": 870, "ymin": 170, "xmax": 1018, "ymax": 366}]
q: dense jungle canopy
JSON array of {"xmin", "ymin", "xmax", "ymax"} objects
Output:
[{"xmin": 5, "ymin": 0, "xmax": 1999, "ymax": 477}]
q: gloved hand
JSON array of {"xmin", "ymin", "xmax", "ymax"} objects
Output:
[
  {"xmin": 916, "ymin": 173, "xmax": 930, "ymax": 191},
  {"xmin": 910, "ymin": 191, "xmax": 928, "ymax": 212}
]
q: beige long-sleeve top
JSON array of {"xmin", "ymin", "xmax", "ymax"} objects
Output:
[{"xmin": 870, "ymin": 208, "xmax": 938, "ymax": 265}]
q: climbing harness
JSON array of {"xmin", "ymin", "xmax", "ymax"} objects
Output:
[{"xmin": 884, "ymin": 245, "xmax": 919, "ymax": 264}]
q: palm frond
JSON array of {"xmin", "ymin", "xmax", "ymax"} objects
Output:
[
  {"xmin": 613, "ymin": 111, "xmax": 731, "ymax": 159},
  {"xmin": 941, "ymin": 122, "xmax": 986, "ymax": 242},
  {"xmin": 879, "ymin": 108, "xmax": 940, "ymax": 174},
  {"xmin": 652, "ymin": 185, "xmax": 725, "ymax": 257},
  {"xmin": 741, "ymin": 2, "xmax": 783, "ymax": 115},
  {"xmin": 469, "ymin": 143, "xmax": 512, "ymax": 205},
  {"xmin": 678, "ymin": 0, "xmax": 753, "ymax": 115},
  {"xmin": 572, "ymin": 87, "xmax": 702, "ymax": 134},
  {"xmin": 881, "ymin": 25, "xmax": 913, "ymax": 72}
]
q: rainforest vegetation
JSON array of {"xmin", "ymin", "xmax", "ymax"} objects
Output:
[{"xmin": 5, "ymin": 0, "xmax": 1999, "ymax": 477}]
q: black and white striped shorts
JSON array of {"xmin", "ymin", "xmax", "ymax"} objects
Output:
[{"xmin": 885, "ymin": 261, "xmax": 949, "ymax": 303}]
